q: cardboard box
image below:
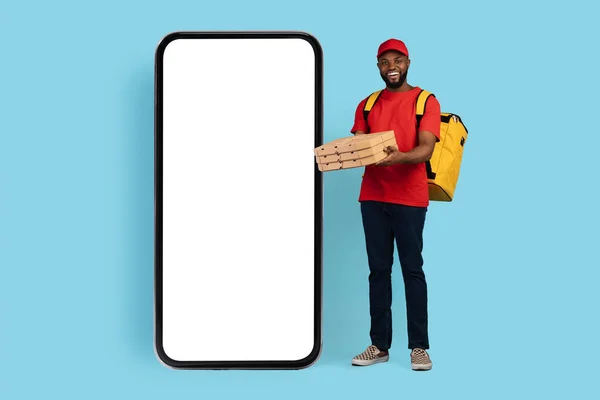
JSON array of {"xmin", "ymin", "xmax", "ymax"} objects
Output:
[
  {"xmin": 313, "ymin": 131, "xmax": 395, "ymax": 156},
  {"xmin": 314, "ymin": 131, "xmax": 397, "ymax": 172}
]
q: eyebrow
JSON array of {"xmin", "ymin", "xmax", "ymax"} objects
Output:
[{"xmin": 380, "ymin": 56, "xmax": 405, "ymax": 62}]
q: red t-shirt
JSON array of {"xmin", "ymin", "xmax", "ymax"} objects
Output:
[{"xmin": 351, "ymin": 86, "xmax": 441, "ymax": 207}]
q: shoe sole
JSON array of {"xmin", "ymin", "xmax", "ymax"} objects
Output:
[
  {"xmin": 352, "ymin": 355, "xmax": 389, "ymax": 366},
  {"xmin": 412, "ymin": 363, "xmax": 432, "ymax": 371}
]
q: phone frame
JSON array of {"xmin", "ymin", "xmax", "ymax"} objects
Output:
[{"xmin": 153, "ymin": 31, "xmax": 323, "ymax": 370}]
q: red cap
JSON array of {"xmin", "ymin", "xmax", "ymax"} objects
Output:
[{"xmin": 377, "ymin": 38, "xmax": 409, "ymax": 58}]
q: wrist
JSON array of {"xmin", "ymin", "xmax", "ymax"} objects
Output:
[{"xmin": 394, "ymin": 152, "xmax": 407, "ymax": 164}]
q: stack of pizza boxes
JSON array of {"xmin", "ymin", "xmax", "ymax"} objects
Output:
[{"xmin": 314, "ymin": 130, "xmax": 397, "ymax": 171}]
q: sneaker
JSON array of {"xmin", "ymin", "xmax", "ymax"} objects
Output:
[
  {"xmin": 352, "ymin": 345, "xmax": 389, "ymax": 366},
  {"xmin": 411, "ymin": 348, "xmax": 432, "ymax": 371}
]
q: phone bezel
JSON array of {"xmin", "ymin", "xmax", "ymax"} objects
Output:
[{"xmin": 153, "ymin": 31, "xmax": 323, "ymax": 370}]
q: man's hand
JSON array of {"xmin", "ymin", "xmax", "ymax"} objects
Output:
[
  {"xmin": 377, "ymin": 131, "xmax": 438, "ymax": 166},
  {"xmin": 376, "ymin": 145, "xmax": 405, "ymax": 166}
]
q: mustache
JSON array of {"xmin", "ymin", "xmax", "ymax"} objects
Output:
[
  {"xmin": 382, "ymin": 69, "xmax": 404, "ymax": 77},
  {"xmin": 381, "ymin": 70, "xmax": 407, "ymax": 87}
]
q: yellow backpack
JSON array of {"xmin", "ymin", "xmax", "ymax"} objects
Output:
[{"xmin": 362, "ymin": 89, "xmax": 468, "ymax": 202}]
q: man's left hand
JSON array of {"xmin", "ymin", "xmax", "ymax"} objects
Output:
[{"xmin": 376, "ymin": 146, "xmax": 404, "ymax": 166}]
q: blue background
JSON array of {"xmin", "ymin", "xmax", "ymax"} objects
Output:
[{"xmin": 3, "ymin": 0, "xmax": 599, "ymax": 398}]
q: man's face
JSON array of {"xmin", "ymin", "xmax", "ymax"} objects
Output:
[{"xmin": 377, "ymin": 50, "xmax": 410, "ymax": 89}]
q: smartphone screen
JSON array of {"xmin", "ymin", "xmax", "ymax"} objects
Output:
[{"xmin": 154, "ymin": 31, "xmax": 322, "ymax": 369}]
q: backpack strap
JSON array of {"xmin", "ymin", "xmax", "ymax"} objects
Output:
[
  {"xmin": 362, "ymin": 90, "xmax": 383, "ymax": 132},
  {"xmin": 415, "ymin": 89, "xmax": 434, "ymax": 129},
  {"xmin": 415, "ymin": 89, "xmax": 437, "ymax": 180}
]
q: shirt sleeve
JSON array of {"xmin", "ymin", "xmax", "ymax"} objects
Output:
[
  {"xmin": 350, "ymin": 98, "xmax": 368, "ymax": 133},
  {"xmin": 418, "ymin": 95, "xmax": 441, "ymax": 141}
]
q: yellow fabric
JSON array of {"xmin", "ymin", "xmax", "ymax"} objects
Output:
[
  {"xmin": 415, "ymin": 89, "xmax": 432, "ymax": 115},
  {"xmin": 416, "ymin": 90, "xmax": 467, "ymax": 202},
  {"xmin": 364, "ymin": 90, "xmax": 382, "ymax": 112}
]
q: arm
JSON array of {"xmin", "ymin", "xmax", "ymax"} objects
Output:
[{"xmin": 378, "ymin": 131, "xmax": 437, "ymax": 165}]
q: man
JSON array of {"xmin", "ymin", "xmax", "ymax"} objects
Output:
[{"xmin": 350, "ymin": 38, "xmax": 440, "ymax": 371}]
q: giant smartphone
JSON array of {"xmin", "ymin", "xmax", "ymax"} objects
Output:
[{"xmin": 154, "ymin": 31, "xmax": 323, "ymax": 369}]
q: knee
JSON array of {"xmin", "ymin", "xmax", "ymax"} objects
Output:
[
  {"xmin": 369, "ymin": 269, "xmax": 391, "ymax": 282},
  {"xmin": 399, "ymin": 255, "xmax": 424, "ymax": 277},
  {"xmin": 402, "ymin": 268, "xmax": 425, "ymax": 280}
]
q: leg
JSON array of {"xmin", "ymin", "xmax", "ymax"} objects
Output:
[
  {"xmin": 390, "ymin": 204, "xmax": 429, "ymax": 350},
  {"xmin": 360, "ymin": 200, "xmax": 395, "ymax": 351}
]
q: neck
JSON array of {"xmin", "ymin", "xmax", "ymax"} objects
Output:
[{"xmin": 387, "ymin": 82, "xmax": 413, "ymax": 92}]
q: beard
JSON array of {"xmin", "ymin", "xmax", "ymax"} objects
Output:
[{"xmin": 381, "ymin": 70, "xmax": 407, "ymax": 89}]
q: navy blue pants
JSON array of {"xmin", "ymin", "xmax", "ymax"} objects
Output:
[{"xmin": 360, "ymin": 200, "xmax": 429, "ymax": 351}]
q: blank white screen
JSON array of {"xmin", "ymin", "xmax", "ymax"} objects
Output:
[{"xmin": 160, "ymin": 36, "xmax": 317, "ymax": 363}]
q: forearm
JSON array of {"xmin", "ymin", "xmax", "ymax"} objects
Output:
[{"xmin": 396, "ymin": 144, "xmax": 434, "ymax": 164}]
